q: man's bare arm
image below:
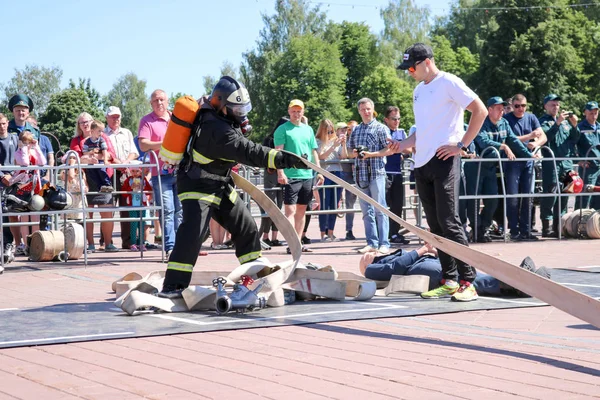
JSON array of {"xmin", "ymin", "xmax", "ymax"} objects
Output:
[{"xmin": 138, "ymin": 137, "xmax": 162, "ymax": 152}]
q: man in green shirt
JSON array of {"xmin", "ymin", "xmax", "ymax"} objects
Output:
[
  {"xmin": 538, "ymin": 94, "xmax": 580, "ymax": 237},
  {"xmin": 274, "ymin": 99, "xmax": 323, "ymax": 251}
]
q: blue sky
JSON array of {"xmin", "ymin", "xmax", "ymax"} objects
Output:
[{"xmin": 1, "ymin": 0, "xmax": 450, "ymax": 100}]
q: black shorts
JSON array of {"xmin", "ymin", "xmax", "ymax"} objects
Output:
[
  {"xmin": 284, "ymin": 178, "xmax": 313, "ymax": 205},
  {"xmin": 409, "ymin": 170, "xmax": 416, "ymax": 190}
]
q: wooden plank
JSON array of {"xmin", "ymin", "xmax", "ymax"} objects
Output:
[
  {"xmin": 375, "ymin": 275, "xmax": 430, "ymax": 296},
  {"xmin": 297, "ymin": 154, "xmax": 600, "ymax": 328},
  {"xmin": 232, "ymin": 172, "xmax": 301, "ymax": 262}
]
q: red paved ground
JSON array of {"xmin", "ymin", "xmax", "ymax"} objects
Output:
[{"xmin": 1, "ymin": 216, "xmax": 600, "ymax": 399}]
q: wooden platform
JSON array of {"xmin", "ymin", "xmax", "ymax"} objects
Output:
[{"xmin": 1, "ymin": 222, "xmax": 600, "ymax": 399}]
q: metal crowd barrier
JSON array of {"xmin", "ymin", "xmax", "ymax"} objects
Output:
[
  {"xmin": 461, "ymin": 150, "xmax": 600, "ymax": 241},
  {"xmin": 0, "ymin": 150, "xmax": 164, "ymax": 267},
  {"xmin": 238, "ymin": 158, "xmax": 425, "ymax": 244}
]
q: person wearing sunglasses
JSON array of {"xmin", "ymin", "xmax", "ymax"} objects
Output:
[
  {"xmin": 504, "ymin": 94, "xmax": 547, "ymax": 241},
  {"xmin": 391, "ymin": 42, "xmax": 488, "ymax": 302},
  {"xmin": 472, "ymin": 97, "xmax": 540, "ymax": 244},
  {"xmin": 315, "ymin": 119, "xmax": 347, "ymax": 242}
]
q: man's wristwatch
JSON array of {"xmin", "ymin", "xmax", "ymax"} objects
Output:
[{"xmin": 457, "ymin": 141, "xmax": 468, "ymax": 152}]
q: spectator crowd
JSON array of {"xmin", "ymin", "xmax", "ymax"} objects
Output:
[{"xmin": 1, "ymin": 86, "xmax": 599, "ymax": 267}]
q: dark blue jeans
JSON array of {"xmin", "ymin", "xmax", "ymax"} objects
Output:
[
  {"xmin": 504, "ymin": 160, "xmax": 534, "ymax": 236},
  {"xmin": 464, "ymin": 163, "xmax": 498, "ymax": 232},
  {"xmin": 318, "ymin": 171, "xmax": 343, "ymax": 234},
  {"xmin": 151, "ymin": 174, "xmax": 182, "ymax": 252}
]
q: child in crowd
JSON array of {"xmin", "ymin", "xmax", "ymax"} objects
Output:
[
  {"xmin": 121, "ymin": 164, "xmax": 153, "ymax": 251},
  {"xmin": 11, "ymin": 130, "xmax": 46, "ymax": 188},
  {"xmin": 59, "ymin": 153, "xmax": 88, "ymax": 221},
  {"xmin": 83, "ymin": 121, "xmax": 113, "ymax": 193}
]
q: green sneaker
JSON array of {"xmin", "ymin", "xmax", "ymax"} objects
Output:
[
  {"xmin": 421, "ymin": 281, "xmax": 459, "ymax": 299},
  {"xmin": 105, "ymin": 243, "xmax": 120, "ymax": 253},
  {"xmin": 451, "ymin": 281, "xmax": 479, "ymax": 302}
]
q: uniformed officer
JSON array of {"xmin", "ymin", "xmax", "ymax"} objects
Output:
[
  {"xmin": 7, "ymin": 94, "xmax": 41, "ymax": 139},
  {"xmin": 576, "ymin": 101, "xmax": 600, "ymax": 210},
  {"xmin": 471, "ymin": 97, "xmax": 536, "ymax": 242},
  {"xmin": 538, "ymin": 94, "xmax": 580, "ymax": 237}
]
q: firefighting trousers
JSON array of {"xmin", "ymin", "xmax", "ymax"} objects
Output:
[{"xmin": 162, "ymin": 193, "xmax": 262, "ymax": 290}]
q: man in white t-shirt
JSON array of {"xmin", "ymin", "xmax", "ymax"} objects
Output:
[{"xmin": 390, "ymin": 43, "xmax": 488, "ymax": 302}]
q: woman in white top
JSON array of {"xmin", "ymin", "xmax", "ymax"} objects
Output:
[{"xmin": 316, "ymin": 119, "xmax": 348, "ymax": 241}]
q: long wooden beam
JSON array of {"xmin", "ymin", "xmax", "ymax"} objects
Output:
[{"xmin": 296, "ymin": 154, "xmax": 600, "ymax": 328}]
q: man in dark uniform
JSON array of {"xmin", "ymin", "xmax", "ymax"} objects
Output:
[
  {"xmin": 538, "ymin": 94, "xmax": 580, "ymax": 237},
  {"xmin": 472, "ymin": 97, "xmax": 536, "ymax": 242},
  {"xmin": 158, "ymin": 76, "xmax": 308, "ymax": 298},
  {"xmin": 576, "ymin": 101, "xmax": 600, "ymax": 210},
  {"xmin": 7, "ymin": 94, "xmax": 40, "ymax": 139},
  {"xmin": 7, "ymin": 94, "xmax": 54, "ymax": 180}
]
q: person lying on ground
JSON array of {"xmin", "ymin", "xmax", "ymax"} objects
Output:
[{"xmin": 359, "ymin": 243, "xmax": 551, "ymax": 299}]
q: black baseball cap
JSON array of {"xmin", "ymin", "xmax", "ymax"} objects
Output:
[{"xmin": 397, "ymin": 43, "xmax": 434, "ymax": 70}]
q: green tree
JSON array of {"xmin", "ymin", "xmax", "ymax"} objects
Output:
[
  {"xmin": 241, "ymin": 0, "xmax": 328, "ymax": 138},
  {"xmin": 325, "ymin": 21, "xmax": 382, "ymax": 111},
  {"xmin": 430, "ymin": 35, "xmax": 479, "ymax": 83},
  {"xmin": 257, "ymin": 0, "xmax": 327, "ymax": 54},
  {"xmin": 508, "ymin": 14, "xmax": 600, "ymax": 115},
  {"xmin": 380, "ymin": 0, "xmax": 432, "ymax": 63},
  {"xmin": 68, "ymin": 78, "xmax": 103, "ymax": 115},
  {"xmin": 433, "ymin": 0, "xmax": 600, "ymax": 115},
  {"xmin": 357, "ymin": 65, "xmax": 415, "ymax": 128},
  {"xmin": 103, "ymin": 73, "xmax": 150, "ymax": 134},
  {"xmin": 168, "ymin": 92, "xmax": 190, "ymax": 110},
  {"xmin": 432, "ymin": 0, "xmax": 486, "ymax": 54},
  {"xmin": 472, "ymin": 0, "xmax": 566, "ymax": 97},
  {"xmin": 0, "ymin": 103, "xmax": 9, "ymax": 118},
  {"xmin": 38, "ymin": 88, "xmax": 103, "ymax": 149},
  {"xmin": 266, "ymin": 34, "xmax": 350, "ymax": 135},
  {"xmin": 0, "ymin": 65, "xmax": 63, "ymax": 116},
  {"xmin": 202, "ymin": 60, "xmax": 239, "ymax": 96}
]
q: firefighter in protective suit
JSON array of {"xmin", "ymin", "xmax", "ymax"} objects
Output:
[{"xmin": 158, "ymin": 76, "xmax": 307, "ymax": 298}]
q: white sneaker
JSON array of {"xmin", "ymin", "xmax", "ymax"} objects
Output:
[
  {"xmin": 378, "ymin": 246, "xmax": 390, "ymax": 255},
  {"xmin": 15, "ymin": 243, "xmax": 26, "ymax": 256},
  {"xmin": 0, "ymin": 264, "xmax": 4, "ymax": 274},
  {"xmin": 357, "ymin": 245, "xmax": 375, "ymax": 253},
  {"xmin": 3, "ymin": 243, "xmax": 14, "ymax": 264}
]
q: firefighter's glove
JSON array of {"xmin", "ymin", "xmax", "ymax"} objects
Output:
[{"xmin": 277, "ymin": 151, "xmax": 310, "ymax": 169}]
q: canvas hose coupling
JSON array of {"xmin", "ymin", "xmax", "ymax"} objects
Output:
[{"xmin": 212, "ymin": 276, "xmax": 267, "ymax": 315}]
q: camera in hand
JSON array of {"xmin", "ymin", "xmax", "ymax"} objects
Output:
[{"xmin": 354, "ymin": 145, "xmax": 368, "ymax": 159}]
